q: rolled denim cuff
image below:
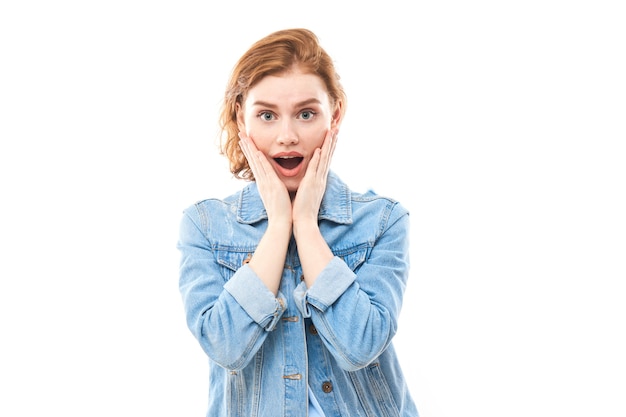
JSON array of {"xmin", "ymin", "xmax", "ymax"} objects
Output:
[
  {"xmin": 263, "ymin": 293, "xmax": 287, "ymax": 331},
  {"xmin": 293, "ymin": 256, "xmax": 356, "ymax": 316},
  {"xmin": 224, "ymin": 264, "xmax": 287, "ymax": 331}
]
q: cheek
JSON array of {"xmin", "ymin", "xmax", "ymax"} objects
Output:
[
  {"xmin": 247, "ymin": 129, "xmax": 274, "ymax": 152},
  {"xmin": 308, "ymin": 126, "xmax": 328, "ymax": 147},
  {"xmin": 243, "ymin": 116, "xmax": 267, "ymax": 142}
]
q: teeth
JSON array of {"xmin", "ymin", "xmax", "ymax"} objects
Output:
[{"xmin": 278, "ymin": 156, "xmax": 296, "ymax": 159}]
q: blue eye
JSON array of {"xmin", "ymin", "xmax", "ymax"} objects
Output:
[
  {"xmin": 259, "ymin": 112, "xmax": 274, "ymax": 121},
  {"xmin": 299, "ymin": 110, "xmax": 315, "ymax": 120}
]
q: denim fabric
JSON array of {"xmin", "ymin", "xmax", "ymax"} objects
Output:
[
  {"xmin": 309, "ymin": 386, "xmax": 326, "ymax": 417},
  {"xmin": 178, "ymin": 171, "xmax": 419, "ymax": 417}
]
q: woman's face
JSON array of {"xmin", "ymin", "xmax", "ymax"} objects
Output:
[{"xmin": 237, "ymin": 69, "xmax": 340, "ymax": 194}]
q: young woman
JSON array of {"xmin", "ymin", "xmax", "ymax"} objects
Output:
[{"xmin": 178, "ymin": 28, "xmax": 419, "ymax": 417}]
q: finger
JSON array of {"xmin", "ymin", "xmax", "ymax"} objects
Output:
[
  {"xmin": 308, "ymin": 130, "xmax": 330, "ymax": 179},
  {"xmin": 254, "ymin": 148, "xmax": 275, "ymax": 178},
  {"xmin": 241, "ymin": 134, "xmax": 280, "ymax": 184},
  {"xmin": 318, "ymin": 129, "xmax": 336, "ymax": 180},
  {"xmin": 239, "ymin": 134, "xmax": 265, "ymax": 179},
  {"xmin": 326, "ymin": 129, "xmax": 337, "ymax": 167},
  {"xmin": 302, "ymin": 148, "xmax": 321, "ymax": 183}
]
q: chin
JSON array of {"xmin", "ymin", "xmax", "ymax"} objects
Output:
[{"xmin": 283, "ymin": 179, "xmax": 301, "ymax": 195}]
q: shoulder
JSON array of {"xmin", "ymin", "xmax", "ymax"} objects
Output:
[
  {"xmin": 181, "ymin": 188, "xmax": 243, "ymax": 226},
  {"xmin": 351, "ymin": 187, "xmax": 410, "ymax": 220},
  {"xmin": 325, "ymin": 171, "xmax": 409, "ymax": 223},
  {"xmin": 324, "ymin": 172, "xmax": 409, "ymax": 237}
]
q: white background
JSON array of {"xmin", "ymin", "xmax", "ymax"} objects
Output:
[{"xmin": 1, "ymin": 1, "xmax": 624, "ymax": 416}]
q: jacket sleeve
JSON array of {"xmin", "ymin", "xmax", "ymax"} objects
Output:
[
  {"xmin": 293, "ymin": 202, "xmax": 410, "ymax": 371},
  {"xmin": 177, "ymin": 204, "xmax": 286, "ymax": 370}
]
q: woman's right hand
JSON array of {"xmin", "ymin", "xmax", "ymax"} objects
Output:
[
  {"xmin": 238, "ymin": 133, "xmax": 293, "ymax": 228},
  {"xmin": 237, "ymin": 133, "xmax": 292, "ymax": 295}
]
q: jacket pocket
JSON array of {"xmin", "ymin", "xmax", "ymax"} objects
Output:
[
  {"xmin": 335, "ymin": 244, "xmax": 370, "ymax": 272},
  {"xmin": 215, "ymin": 247, "xmax": 257, "ymax": 280}
]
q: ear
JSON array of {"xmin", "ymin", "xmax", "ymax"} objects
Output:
[
  {"xmin": 330, "ymin": 100, "xmax": 343, "ymax": 129},
  {"xmin": 236, "ymin": 102, "xmax": 245, "ymax": 132}
]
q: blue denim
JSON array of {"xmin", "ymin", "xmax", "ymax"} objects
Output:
[{"xmin": 177, "ymin": 171, "xmax": 419, "ymax": 417}]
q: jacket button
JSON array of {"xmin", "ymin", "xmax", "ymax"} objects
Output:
[
  {"xmin": 322, "ymin": 381, "xmax": 333, "ymax": 393},
  {"xmin": 309, "ymin": 324, "xmax": 318, "ymax": 335},
  {"xmin": 300, "ymin": 275, "xmax": 305, "ymax": 281}
]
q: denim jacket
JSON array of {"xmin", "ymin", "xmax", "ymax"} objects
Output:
[{"xmin": 177, "ymin": 171, "xmax": 419, "ymax": 417}]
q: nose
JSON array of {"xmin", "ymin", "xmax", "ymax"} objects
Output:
[{"xmin": 276, "ymin": 120, "xmax": 298, "ymax": 145}]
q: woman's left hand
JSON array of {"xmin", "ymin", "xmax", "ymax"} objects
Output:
[{"xmin": 292, "ymin": 129, "xmax": 338, "ymax": 225}]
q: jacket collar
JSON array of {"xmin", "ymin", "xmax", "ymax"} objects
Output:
[{"xmin": 236, "ymin": 171, "xmax": 353, "ymax": 225}]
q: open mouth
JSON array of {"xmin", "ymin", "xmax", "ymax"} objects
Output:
[{"xmin": 274, "ymin": 156, "xmax": 303, "ymax": 170}]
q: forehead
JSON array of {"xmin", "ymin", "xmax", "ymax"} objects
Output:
[{"xmin": 245, "ymin": 71, "xmax": 331, "ymax": 107}]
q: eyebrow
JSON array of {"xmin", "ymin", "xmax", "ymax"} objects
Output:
[{"xmin": 250, "ymin": 98, "xmax": 323, "ymax": 109}]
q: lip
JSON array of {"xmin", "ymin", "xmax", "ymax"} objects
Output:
[{"xmin": 271, "ymin": 151, "xmax": 304, "ymax": 177}]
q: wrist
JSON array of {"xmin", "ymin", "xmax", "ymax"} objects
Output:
[
  {"xmin": 293, "ymin": 218, "xmax": 319, "ymax": 240},
  {"xmin": 267, "ymin": 218, "xmax": 293, "ymax": 235}
]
